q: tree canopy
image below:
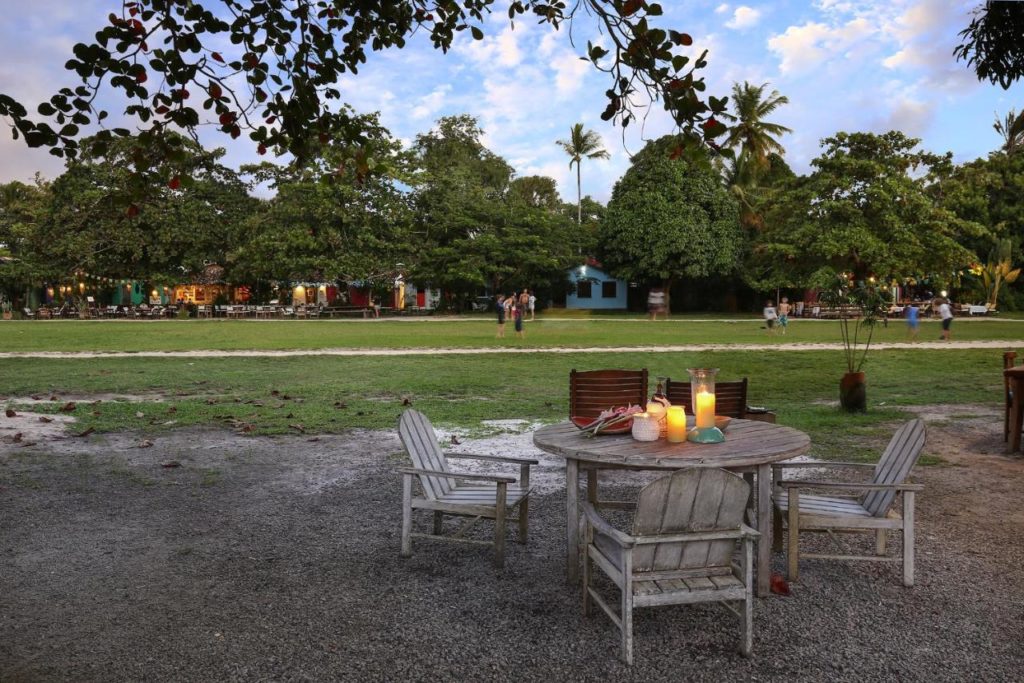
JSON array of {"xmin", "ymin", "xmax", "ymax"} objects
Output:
[
  {"xmin": 746, "ymin": 131, "xmax": 986, "ymax": 290},
  {"xmin": 598, "ymin": 135, "xmax": 741, "ymax": 310},
  {"xmin": 0, "ymin": 0, "xmax": 728, "ymax": 183},
  {"xmin": 955, "ymin": 1, "xmax": 1024, "ymax": 89}
]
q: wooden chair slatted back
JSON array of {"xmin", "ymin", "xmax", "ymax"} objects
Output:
[
  {"xmin": 861, "ymin": 419, "xmax": 926, "ymax": 517},
  {"xmin": 570, "ymin": 369, "xmax": 648, "ymax": 419},
  {"xmin": 664, "ymin": 378, "xmax": 748, "ymax": 419},
  {"xmin": 631, "ymin": 469, "xmax": 749, "ymax": 574},
  {"xmin": 398, "ymin": 409, "xmax": 454, "ymax": 499}
]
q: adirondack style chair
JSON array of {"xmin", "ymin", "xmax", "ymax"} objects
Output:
[
  {"xmin": 582, "ymin": 468, "xmax": 759, "ymax": 665},
  {"xmin": 397, "ymin": 409, "xmax": 538, "ymax": 568},
  {"xmin": 664, "ymin": 377, "xmax": 749, "ymax": 419},
  {"xmin": 772, "ymin": 419, "xmax": 926, "ymax": 586},
  {"xmin": 569, "ymin": 368, "xmax": 649, "ymax": 419},
  {"xmin": 569, "ymin": 368, "xmax": 649, "ymax": 515}
]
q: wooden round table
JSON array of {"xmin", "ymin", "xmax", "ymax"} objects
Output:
[{"xmin": 533, "ymin": 419, "xmax": 811, "ymax": 596}]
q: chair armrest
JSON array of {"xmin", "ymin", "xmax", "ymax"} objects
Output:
[
  {"xmin": 772, "ymin": 461, "xmax": 876, "ymax": 470},
  {"xmin": 633, "ymin": 524, "xmax": 760, "ymax": 545},
  {"xmin": 396, "ymin": 467, "xmax": 516, "ymax": 484},
  {"xmin": 444, "ymin": 452, "xmax": 540, "ymax": 465},
  {"xmin": 778, "ymin": 480, "xmax": 923, "ymax": 492},
  {"xmin": 580, "ymin": 502, "xmax": 634, "ymax": 548}
]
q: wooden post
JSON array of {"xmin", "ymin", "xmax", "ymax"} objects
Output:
[
  {"xmin": 621, "ymin": 550, "xmax": 634, "ymax": 665},
  {"xmin": 519, "ymin": 463, "xmax": 530, "ymax": 544},
  {"xmin": 740, "ymin": 536, "xmax": 753, "ymax": 657}
]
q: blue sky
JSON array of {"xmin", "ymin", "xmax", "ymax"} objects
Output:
[{"xmin": 1, "ymin": 0, "xmax": 1022, "ymax": 203}]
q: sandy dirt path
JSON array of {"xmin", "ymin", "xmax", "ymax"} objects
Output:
[{"xmin": 1, "ymin": 339, "xmax": 1023, "ymax": 359}]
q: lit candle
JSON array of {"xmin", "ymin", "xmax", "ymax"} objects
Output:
[
  {"xmin": 666, "ymin": 405, "xmax": 687, "ymax": 443},
  {"xmin": 695, "ymin": 390, "xmax": 715, "ymax": 429}
]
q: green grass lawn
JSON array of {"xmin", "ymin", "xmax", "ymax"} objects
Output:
[
  {"xmin": 0, "ymin": 347, "xmax": 1004, "ymax": 461},
  {"xmin": 2, "ymin": 315, "xmax": 1024, "ymax": 352}
]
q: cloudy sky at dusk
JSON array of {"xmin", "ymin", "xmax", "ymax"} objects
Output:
[{"xmin": 1, "ymin": 0, "xmax": 1022, "ymax": 203}]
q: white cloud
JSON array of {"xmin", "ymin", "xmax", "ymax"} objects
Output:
[
  {"xmin": 715, "ymin": 3, "xmax": 730, "ymax": 14},
  {"xmin": 410, "ymin": 85, "xmax": 452, "ymax": 120},
  {"xmin": 726, "ymin": 6, "xmax": 762, "ymax": 30},
  {"xmin": 767, "ymin": 17, "xmax": 875, "ymax": 74}
]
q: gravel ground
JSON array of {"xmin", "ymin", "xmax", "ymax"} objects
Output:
[{"xmin": 1, "ymin": 410, "xmax": 1023, "ymax": 682}]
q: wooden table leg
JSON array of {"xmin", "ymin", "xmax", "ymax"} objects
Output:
[
  {"xmin": 756, "ymin": 463, "xmax": 772, "ymax": 597},
  {"xmin": 566, "ymin": 457, "xmax": 580, "ymax": 584},
  {"xmin": 1011, "ymin": 377, "xmax": 1023, "ymax": 454}
]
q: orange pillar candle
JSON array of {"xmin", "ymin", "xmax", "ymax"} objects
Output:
[
  {"xmin": 695, "ymin": 390, "xmax": 716, "ymax": 429},
  {"xmin": 666, "ymin": 406, "xmax": 687, "ymax": 443}
]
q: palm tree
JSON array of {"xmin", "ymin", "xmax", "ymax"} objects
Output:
[
  {"xmin": 721, "ymin": 82, "xmax": 792, "ymax": 182},
  {"xmin": 994, "ymin": 109, "xmax": 1024, "ymax": 155},
  {"xmin": 556, "ymin": 123, "xmax": 610, "ymax": 227}
]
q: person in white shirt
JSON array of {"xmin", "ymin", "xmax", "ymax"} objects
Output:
[
  {"xmin": 936, "ymin": 297, "xmax": 954, "ymax": 340},
  {"xmin": 763, "ymin": 300, "xmax": 778, "ymax": 335},
  {"xmin": 528, "ymin": 292, "xmax": 536, "ymax": 321}
]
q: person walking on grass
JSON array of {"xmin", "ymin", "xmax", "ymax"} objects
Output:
[
  {"xmin": 936, "ymin": 297, "xmax": 953, "ymax": 340},
  {"xmin": 495, "ymin": 294, "xmax": 506, "ymax": 338},
  {"xmin": 504, "ymin": 292, "xmax": 515, "ymax": 323},
  {"xmin": 906, "ymin": 303, "xmax": 920, "ymax": 342},
  {"xmin": 519, "ymin": 289, "xmax": 530, "ymax": 319},
  {"xmin": 528, "ymin": 290, "xmax": 536, "ymax": 321},
  {"xmin": 777, "ymin": 297, "xmax": 791, "ymax": 335},
  {"xmin": 763, "ymin": 300, "xmax": 778, "ymax": 335},
  {"xmin": 512, "ymin": 299, "xmax": 526, "ymax": 339},
  {"xmin": 648, "ymin": 287, "xmax": 665, "ymax": 321}
]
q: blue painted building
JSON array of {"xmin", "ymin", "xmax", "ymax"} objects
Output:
[{"xmin": 565, "ymin": 263, "xmax": 628, "ymax": 310}]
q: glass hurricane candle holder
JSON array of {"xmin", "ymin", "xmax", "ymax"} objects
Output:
[
  {"xmin": 687, "ymin": 367, "xmax": 725, "ymax": 444},
  {"xmin": 666, "ymin": 405, "xmax": 688, "ymax": 443}
]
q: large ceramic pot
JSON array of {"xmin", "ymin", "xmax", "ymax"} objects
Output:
[{"xmin": 839, "ymin": 371, "xmax": 867, "ymax": 412}]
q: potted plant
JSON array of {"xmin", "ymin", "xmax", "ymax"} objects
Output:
[
  {"xmin": 1, "ymin": 296, "xmax": 12, "ymax": 321},
  {"xmin": 816, "ymin": 272, "xmax": 889, "ymax": 412}
]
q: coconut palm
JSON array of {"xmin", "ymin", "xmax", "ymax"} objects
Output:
[
  {"xmin": 556, "ymin": 123, "xmax": 610, "ymax": 227},
  {"xmin": 994, "ymin": 109, "xmax": 1024, "ymax": 155},
  {"xmin": 721, "ymin": 82, "xmax": 792, "ymax": 182}
]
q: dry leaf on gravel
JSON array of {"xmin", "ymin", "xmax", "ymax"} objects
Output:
[
  {"xmin": 450, "ymin": 436, "xmax": 461, "ymax": 445},
  {"xmin": 38, "ymin": 416, "xmax": 53, "ymax": 423},
  {"xmin": 306, "ymin": 437, "xmax": 320, "ymax": 442},
  {"xmin": 5, "ymin": 409, "xmax": 16, "ymax": 418},
  {"xmin": 12, "ymin": 432, "xmax": 23, "ymax": 443},
  {"xmin": 160, "ymin": 460, "xmax": 181, "ymax": 468},
  {"xmin": 76, "ymin": 427, "xmax": 95, "ymax": 438},
  {"xmin": 137, "ymin": 440, "xmax": 154, "ymax": 448}
]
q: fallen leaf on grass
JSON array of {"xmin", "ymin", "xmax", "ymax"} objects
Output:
[
  {"xmin": 282, "ymin": 394, "xmax": 292, "ymax": 400},
  {"xmin": 450, "ymin": 436, "xmax": 461, "ymax": 445},
  {"xmin": 401, "ymin": 397, "xmax": 412, "ymax": 406},
  {"xmin": 770, "ymin": 573, "xmax": 791, "ymax": 596},
  {"xmin": 306, "ymin": 437, "xmax": 320, "ymax": 442},
  {"xmin": 162, "ymin": 420, "xmax": 178, "ymax": 426},
  {"xmin": 270, "ymin": 389, "xmax": 280, "ymax": 396},
  {"xmin": 49, "ymin": 395, "xmax": 59, "ymax": 401},
  {"xmin": 160, "ymin": 460, "xmax": 181, "ymax": 468},
  {"xmin": 5, "ymin": 409, "xmax": 16, "ymax": 418},
  {"xmin": 356, "ymin": 411, "xmax": 365, "ymax": 416},
  {"xmin": 333, "ymin": 402, "xmax": 347, "ymax": 410},
  {"xmin": 205, "ymin": 398, "xmax": 217, "ymax": 405},
  {"xmin": 60, "ymin": 402, "xmax": 77, "ymax": 413},
  {"xmin": 285, "ymin": 412, "xmax": 294, "ymax": 419},
  {"xmin": 30, "ymin": 394, "xmax": 42, "ymax": 401},
  {"xmin": 38, "ymin": 416, "xmax": 53, "ymax": 423},
  {"xmin": 91, "ymin": 411, "xmax": 102, "ymax": 416},
  {"xmin": 289, "ymin": 424, "xmax": 305, "ymax": 433},
  {"xmin": 137, "ymin": 440, "xmax": 154, "ymax": 448},
  {"xmin": 76, "ymin": 427, "xmax": 95, "ymax": 438},
  {"xmin": 136, "ymin": 411, "xmax": 145, "ymax": 418},
  {"xmin": 167, "ymin": 406, "xmax": 177, "ymax": 414}
]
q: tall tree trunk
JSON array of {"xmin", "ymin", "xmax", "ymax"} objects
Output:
[{"xmin": 576, "ymin": 161, "xmax": 582, "ymax": 255}]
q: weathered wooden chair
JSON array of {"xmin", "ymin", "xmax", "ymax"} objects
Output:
[
  {"xmin": 664, "ymin": 377, "xmax": 749, "ymax": 419},
  {"xmin": 569, "ymin": 368, "xmax": 649, "ymax": 419},
  {"xmin": 582, "ymin": 468, "xmax": 759, "ymax": 665},
  {"xmin": 397, "ymin": 409, "xmax": 537, "ymax": 568},
  {"xmin": 570, "ymin": 368, "xmax": 649, "ymax": 515},
  {"xmin": 772, "ymin": 419, "xmax": 926, "ymax": 586}
]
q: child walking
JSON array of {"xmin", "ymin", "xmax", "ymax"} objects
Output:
[
  {"xmin": 777, "ymin": 297, "xmax": 791, "ymax": 334},
  {"xmin": 513, "ymin": 300, "xmax": 525, "ymax": 339},
  {"xmin": 763, "ymin": 300, "xmax": 778, "ymax": 335}
]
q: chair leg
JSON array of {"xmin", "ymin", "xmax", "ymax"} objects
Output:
[
  {"xmin": 875, "ymin": 529, "xmax": 887, "ymax": 556},
  {"xmin": 494, "ymin": 483, "xmax": 507, "ymax": 569},
  {"xmin": 587, "ymin": 469, "xmax": 599, "ymax": 506},
  {"xmin": 582, "ymin": 526, "xmax": 593, "ymax": 617},
  {"xmin": 772, "ymin": 506, "xmax": 783, "ymax": 553},
  {"xmin": 903, "ymin": 492, "xmax": 916, "ymax": 587},
  {"xmin": 518, "ymin": 498, "xmax": 529, "ymax": 544},
  {"xmin": 400, "ymin": 474, "xmax": 413, "ymax": 558},
  {"xmin": 740, "ymin": 537, "xmax": 753, "ymax": 657},
  {"xmin": 787, "ymin": 488, "xmax": 800, "ymax": 582},
  {"xmin": 433, "ymin": 511, "xmax": 443, "ymax": 535},
  {"xmin": 620, "ymin": 553, "xmax": 634, "ymax": 666}
]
